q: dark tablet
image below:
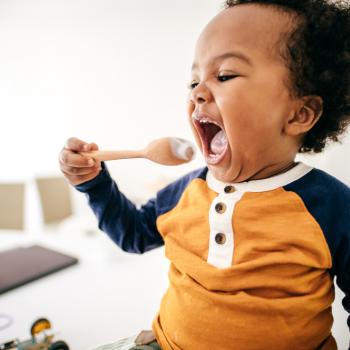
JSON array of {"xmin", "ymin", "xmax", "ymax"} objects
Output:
[{"xmin": 0, "ymin": 245, "xmax": 78, "ymax": 294}]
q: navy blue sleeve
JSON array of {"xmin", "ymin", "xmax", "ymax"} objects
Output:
[
  {"xmin": 75, "ymin": 164, "xmax": 208, "ymax": 254},
  {"xmin": 75, "ymin": 164, "xmax": 164, "ymax": 254},
  {"xmin": 285, "ymin": 169, "xmax": 350, "ymax": 336}
]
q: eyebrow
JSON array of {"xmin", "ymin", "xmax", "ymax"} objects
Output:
[{"xmin": 191, "ymin": 51, "xmax": 253, "ymax": 71}]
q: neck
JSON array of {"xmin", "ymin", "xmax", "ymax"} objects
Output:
[{"xmin": 247, "ymin": 159, "xmax": 297, "ymax": 181}]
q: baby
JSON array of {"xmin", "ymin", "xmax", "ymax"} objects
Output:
[{"xmin": 59, "ymin": 0, "xmax": 350, "ymax": 349}]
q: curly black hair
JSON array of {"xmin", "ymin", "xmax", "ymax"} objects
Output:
[{"xmin": 224, "ymin": 0, "xmax": 350, "ymax": 153}]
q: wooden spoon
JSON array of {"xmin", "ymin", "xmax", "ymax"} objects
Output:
[{"xmin": 80, "ymin": 137, "xmax": 195, "ymax": 166}]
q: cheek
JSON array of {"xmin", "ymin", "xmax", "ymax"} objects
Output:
[
  {"xmin": 217, "ymin": 93, "xmax": 261, "ymax": 133},
  {"xmin": 217, "ymin": 94, "xmax": 283, "ymax": 151}
]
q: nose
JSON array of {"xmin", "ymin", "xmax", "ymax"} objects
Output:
[{"xmin": 189, "ymin": 82, "xmax": 213, "ymax": 105}]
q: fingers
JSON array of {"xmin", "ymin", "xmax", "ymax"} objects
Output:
[
  {"xmin": 60, "ymin": 138, "xmax": 100, "ymax": 166},
  {"xmin": 59, "ymin": 149, "xmax": 95, "ymax": 168},
  {"xmin": 59, "ymin": 137, "xmax": 102, "ymax": 186},
  {"xmin": 65, "ymin": 137, "xmax": 90, "ymax": 152}
]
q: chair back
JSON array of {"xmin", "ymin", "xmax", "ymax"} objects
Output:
[
  {"xmin": 0, "ymin": 183, "xmax": 25, "ymax": 230},
  {"xmin": 35, "ymin": 177, "xmax": 72, "ymax": 224}
]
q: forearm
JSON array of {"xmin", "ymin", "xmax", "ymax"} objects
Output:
[{"xmin": 75, "ymin": 164, "xmax": 163, "ymax": 253}]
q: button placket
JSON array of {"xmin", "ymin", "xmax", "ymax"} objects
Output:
[
  {"xmin": 207, "ymin": 184, "xmax": 247, "ymax": 268},
  {"xmin": 207, "ymin": 189, "xmax": 241, "ymax": 268},
  {"xmin": 211, "ymin": 192, "xmax": 238, "ymax": 246},
  {"xmin": 212, "ymin": 197, "xmax": 231, "ymax": 244}
]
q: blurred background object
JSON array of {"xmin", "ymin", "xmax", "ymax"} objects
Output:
[
  {"xmin": 0, "ymin": 183, "xmax": 25, "ymax": 230},
  {"xmin": 35, "ymin": 177, "xmax": 73, "ymax": 225}
]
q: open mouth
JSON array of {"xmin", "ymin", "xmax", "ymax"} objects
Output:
[{"xmin": 193, "ymin": 116, "xmax": 228, "ymax": 165}]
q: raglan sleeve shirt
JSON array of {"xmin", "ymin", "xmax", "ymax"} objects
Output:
[{"xmin": 75, "ymin": 163, "xmax": 350, "ymax": 349}]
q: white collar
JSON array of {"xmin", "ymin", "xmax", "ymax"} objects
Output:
[{"xmin": 206, "ymin": 162, "xmax": 313, "ymax": 193}]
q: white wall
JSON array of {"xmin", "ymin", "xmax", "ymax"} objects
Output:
[
  {"xmin": 0, "ymin": 0, "xmax": 349, "ymax": 348},
  {"xmin": 0, "ymin": 0, "xmax": 349, "ymax": 190},
  {"xmin": 0, "ymin": 0, "xmax": 221, "ymax": 196}
]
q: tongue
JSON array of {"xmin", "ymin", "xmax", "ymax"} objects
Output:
[{"xmin": 210, "ymin": 130, "xmax": 228, "ymax": 155}]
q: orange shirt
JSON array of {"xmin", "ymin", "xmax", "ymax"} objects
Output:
[
  {"xmin": 76, "ymin": 162, "xmax": 350, "ymax": 350},
  {"xmin": 152, "ymin": 164, "xmax": 348, "ymax": 350}
]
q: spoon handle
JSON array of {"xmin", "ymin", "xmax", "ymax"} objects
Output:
[{"xmin": 80, "ymin": 150, "xmax": 144, "ymax": 161}]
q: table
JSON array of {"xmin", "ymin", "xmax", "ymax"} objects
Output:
[{"xmin": 0, "ymin": 220, "xmax": 168, "ymax": 350}]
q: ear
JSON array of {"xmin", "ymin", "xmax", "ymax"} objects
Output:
[{"xmin": 284, "ymin": 96, "xmax": 324, "ymax": 136}]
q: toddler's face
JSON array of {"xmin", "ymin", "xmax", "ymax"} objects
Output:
[{"xmin": 188, "ymin": 4, "xmax": 301, "ymax": 183}]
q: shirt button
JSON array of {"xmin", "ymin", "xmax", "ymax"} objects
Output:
[
  {"xmin": 224, "ymin": 185, "xmax": 236, "ymax": 193},
  {"xmin": 215, "ymin": 233, "xmax": 226, "ymax": 245},
  {"xmin": 215, "ymin": 202, "xmax": 227, "ymax": 214}
]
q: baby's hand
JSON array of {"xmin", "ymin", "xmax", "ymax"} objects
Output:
[{"xmin": 59, "ymin": 137, "xmax": 102, "ymax": 186}]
